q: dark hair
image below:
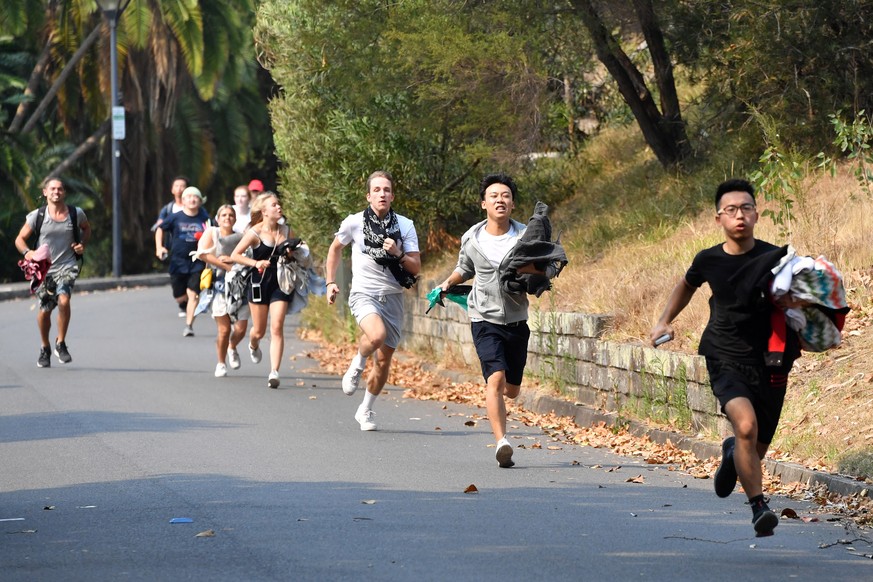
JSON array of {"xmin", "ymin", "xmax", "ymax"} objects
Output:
[
  {"xmin": 479, "ymin": 173, "xmax": 517, "ymax": 201},
  {"xmin": 41, "ymin": 176, "xmax": 65, "ymax": 189},
  {"xmin": 173, "ymin": 175, "xmax": 189, "ymax": 187},
  {"xmin": 715, "ymin": 178, "xmax": 755, "ymax": 209},
  {"xmin": 366, "ymin": 170, "xmax": 394, "ymax": 192}
]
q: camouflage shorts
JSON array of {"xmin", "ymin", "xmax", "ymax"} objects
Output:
[{"xmin": 37, "ymin": 268, "xmax": 78, "ymax": 312}]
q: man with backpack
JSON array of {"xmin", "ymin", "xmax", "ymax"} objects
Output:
[
  {"xmin": 14, "ymin": 176, "xmax": 91, "ymax": 368},
  {"xmin": 151, "ymin": 175, "xmax": 195, "ymax": 317}
]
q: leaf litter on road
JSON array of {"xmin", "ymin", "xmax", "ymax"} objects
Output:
[{"xmin": 300, "ymin": 328, "xmax": 873, "ymax": 527}]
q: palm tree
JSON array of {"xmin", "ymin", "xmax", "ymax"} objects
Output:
[{"xmin": 3, "ymin": 0, "xmax": 274, "ymax": 275}]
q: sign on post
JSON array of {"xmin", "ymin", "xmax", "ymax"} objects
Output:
[{"xmin": 112, "ymin": 106, "xmax": 125, "ymax": 140}]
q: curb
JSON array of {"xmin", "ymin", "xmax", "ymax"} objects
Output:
[
  {"xmin": 406, "ymin": 357, "xmax": 872, "ymax": 498},
  {"xmin": 0, "ymin": 273, "xmax": 169, "ymax": 303},
  {"xmin": 516, "ymin": 388, "xmax": 873, "ymax": 499}
]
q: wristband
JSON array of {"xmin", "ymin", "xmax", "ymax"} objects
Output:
[
  {"xmin": 397, "ymin": 251, "xmax": 406, "ymax": 260},
  {"xmin": 326, "ymin": 281, "xmax": 336, "ymax": 286}
]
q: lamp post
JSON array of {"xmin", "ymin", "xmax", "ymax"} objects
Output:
[{"xmin": 96, "ymin": 0, "xmax": 130, "ymax": 278}]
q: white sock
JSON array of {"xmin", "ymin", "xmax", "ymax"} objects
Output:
[
  {"xmin": 361, "ymin": 390, "xmax": 377, "ymax": 411},
  {"xmin": 352, "ymin": 351, "xmax": 367, "ymax": 370}
]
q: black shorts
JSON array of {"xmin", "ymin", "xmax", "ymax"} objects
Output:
[
  {"xmin": 171, "ymin": 271, "xmax": 201, "ymax": 298},
  {"xmin": 705, "ymin": 358, "xmax": 791, "ymax": 444},
  {"xmin": 471, "ymin": 320, "xmax": 530, "ymax": 386}
]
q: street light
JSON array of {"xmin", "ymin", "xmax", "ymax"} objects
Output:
[{"xmin": 96, "ymin": 0, "xmax": 131, "ymax": 278}]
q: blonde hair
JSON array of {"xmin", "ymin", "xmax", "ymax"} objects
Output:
[
  {"xmin": 249, "ymin": 191, "xmax": 279, "ymax": 227},
  {"xmin": 215, "ymin": 203, "xmax": 236, "ymax": 221}
]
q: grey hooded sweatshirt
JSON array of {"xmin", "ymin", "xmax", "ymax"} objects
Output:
[{"xmin": 453, "ymin": 218, "xmax": 529, "ymax": 325}]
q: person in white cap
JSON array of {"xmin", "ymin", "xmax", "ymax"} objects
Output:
[{"xmin": 155, "ymin": 186, "xmax": 210, "ymax": 336}]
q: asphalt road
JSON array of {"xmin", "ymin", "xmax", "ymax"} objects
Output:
[{"xmin": 1, "ymin": 286, "xmax": 871, "ymax": 581}]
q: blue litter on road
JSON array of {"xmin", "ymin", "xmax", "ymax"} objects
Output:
[{"xmin": 169, "ymin": 517, "xmax": 193, "ymax": 524}]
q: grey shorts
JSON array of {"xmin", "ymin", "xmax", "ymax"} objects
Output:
[{"xmin": 348, "ymin": 292, "xmax": 404, "ymax": 349}]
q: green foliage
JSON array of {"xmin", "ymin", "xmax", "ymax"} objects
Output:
[
  {"xmin": 256, "ymin": 0, "xmax": 572, "ymax": 252},
  {"xmin": 749, "ymin": 145, "xmax": 803, "ymax": 241},
  {"xmin": 666, "ymin": 0, "xmax": 873, "ymax": 150},
  {"xmin": 1, "ymin": 1, "xmax": 274, "ymax": 280},
  {"xmin": 748, "ymin": 113, "xmax": 807, "ymax": 241},
  {"xmin": 818, "ymin": 111, "xmax": 873, "ymax": 197}
]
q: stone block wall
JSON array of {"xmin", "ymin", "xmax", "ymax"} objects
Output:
[{"xmin": 402, "ymin": 284, "xmax": 730, "ymax": 437}]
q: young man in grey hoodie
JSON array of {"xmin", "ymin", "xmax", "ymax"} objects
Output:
[{"xmin": 438, "ymin": 173, "xmax": 541, "ymax": 468}]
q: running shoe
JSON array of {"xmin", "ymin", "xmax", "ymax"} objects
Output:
[
  {"xmin": 249, "ymin": 343, "xmax": 262, "ymax": 364},
  {"xmin": 215, "ymin": 363, "xmax": 227, "ymax": 378},
  {"xmin": 37, "ymin": 346, "xmax": 51, "ymax": 368},
  {"xmin": 355, "ymin": 407, "xmax": 377, "ymax": 431},
  {"xmin": 268, "ymin": 370, "xmax": 280, "ymax": 389},
  {"xmin": 751, "ymin": 498, "xmax": 779, "ymax": 536},
  {"xmin": 714, "ymin": 436, "xmax": 738, "ymax": 498},
  {"xmin": 342, "ymin": 362, "xmax": 364, "ymax": 395},
  {"xmin": 496, "ymin": 437, "xmax": 515, "ymax": 468},
  {"xmin": 54, "ymin": 340, "xmax": 72, "ymax": 364},
  {"xmin": 227, "ymin": 347, "xmax": 241, "ymax": 370}
]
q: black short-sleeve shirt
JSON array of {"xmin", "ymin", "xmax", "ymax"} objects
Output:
[{"xmin": 685, "ymin": 239, "xmax": 779, "ymax": 364}]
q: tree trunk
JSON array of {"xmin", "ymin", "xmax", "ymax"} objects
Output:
[
  {"xmin": 49, "ymin": 120, "xmax": 111, "ymax": 177},
  {"xmin": 19, "ymin": 24, "xmax": 102, "ymax": 135},
  {"xmin": 8, "ymin": 37, "xmax": 53, "ymax": 134},
  {"xmin": 571, "ymin": 0, "xmax": 690, "ymax": 168},
  {"xmin": 632, "ymin": 0, "xmax": 691, "ymax": 161}
]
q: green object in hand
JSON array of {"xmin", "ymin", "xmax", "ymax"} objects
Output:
[{"xmin": 425, "ymin": 285, "xmax": 471, "ymax": 314}]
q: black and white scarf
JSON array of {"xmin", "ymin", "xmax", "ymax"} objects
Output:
[{"xmin": 362, "ymin": 206, "xmax": 416, "ymax": 289}]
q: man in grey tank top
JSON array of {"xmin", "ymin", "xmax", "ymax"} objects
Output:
[{"xmin": 14, "ymin": 177, "xmax": 91, "ymax": 368}]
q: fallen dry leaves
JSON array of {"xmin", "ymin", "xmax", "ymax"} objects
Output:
[{"xmin": 298, "ymin": 328, "xmax": 873, "ymax": 527}]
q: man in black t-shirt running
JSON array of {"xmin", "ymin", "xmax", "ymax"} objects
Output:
[{"xmin": 650, "ymin": 178, "xmax": 799, "ymax": 537}]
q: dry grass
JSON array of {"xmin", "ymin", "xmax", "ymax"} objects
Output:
[{"xmin": 543, "ymin": 169, "xmax": 873, "ymax": 475}]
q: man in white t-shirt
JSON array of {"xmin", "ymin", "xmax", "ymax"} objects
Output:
[
  {"xmin": 438, "ymin": 173, "xmax": 543, "ymax": 468},
  {"xmin": 325, "ymin": 170, "xmax": 421, "ymax": 431}
]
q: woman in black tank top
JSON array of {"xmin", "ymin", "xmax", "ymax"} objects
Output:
[{"xmin": 231, "ymin": 192, "xmax": 296, "ymax": 389}]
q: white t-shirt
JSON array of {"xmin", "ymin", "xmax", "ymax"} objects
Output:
[
  {"xmin": 476, "ymin": 223, "xmax": 520, "ymax": 268},
  {"xmin": 335, "ymin": 210, "xmax": 419, "ymax": 296},
  {"xmin": 232, "ymin": 205, "xmax": 251, "ymax": 233}
]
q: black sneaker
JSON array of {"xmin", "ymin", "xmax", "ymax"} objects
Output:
[
  {"xmin": 714, "ymin": 436, "xmax": 737, "ymax": 498},
  {"xmin": 37, "ymin": 346, "xmax": 51, "ymax": 368},
  {"xmin": 54, "ymin": 340, "xmax": 72, "ymax": 364},
  {"xmin": 751, "ymin": 498, "xmax": 779, "ymax": 536}
]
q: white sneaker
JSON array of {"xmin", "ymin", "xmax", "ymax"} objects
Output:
[
  {"xmin": 227, "ymin": 348, "xmax": 241, "ymax": 370},
  {"xmin": 355, "ymin": 407, "xmax": 377, "ymax": 431},
  {"xmin": 214, "ymin": 363, "xmax": 227, "ymax": 378},
  {"xmin": 249, "ymin": 343, "xmax": 262, "ymax": 364},
  {"xmin": 268, "ymin": 370, "xmax": 280, "ymax": 389},
  {"xmin": 496, "ymin": 437, "xmax": 515, "ymax": 468},
  {"xmin": 342, "ymin": 362, "xmax": 364, "ymax": 395},
  {"xmin": 183, "ymin": 325, "xmax": 194, "ymax": 337}
]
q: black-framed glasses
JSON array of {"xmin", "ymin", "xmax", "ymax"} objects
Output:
[{"xmin": 717, "ymin": 203, "xmax": 756, "ymax": 216}]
